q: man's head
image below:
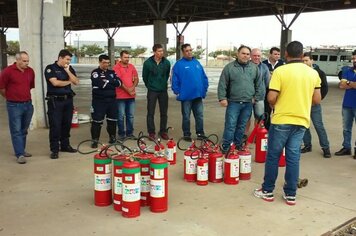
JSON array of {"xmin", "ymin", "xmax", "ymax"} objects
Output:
[
  {"xmin": 251, "ymin": 48, "xmax": 262, "ymax": 65},
  {"xmin": 302, "ymin": 52, "xmax": 313, "ymax": 67},
  {"xmin": 181, "ymin": 43, "xmax": 193, "ymax": 60},
  {"xmin": 98, "ymin": 54, "xmax": 110, "ymax": 70},
  {"xmin": 15, "ymin": 51, "xmax": 29, "ymax": 70},
  {"xmin": 120, "ymin": 50, "xmax": 130, "ymax": 65},
  {"xmin": 285, "ymin": 41, "xmax": 303, "ymax": 61},
  {"xmin": 57, "ymin": 49, "xmax": 73, "ymax": 67},
  {"xmin": 152, "ymin": 44, "xmax": 164, "ymax": 60},
  {"xmin": 269, "ymin": 47, "xmax": 281, "ymax": 63},
  {"xmin": 236, "ymin": 45, "xmax": 251, "ymax": 64},
  {"xmin": 352, "ymin": 50, "xmax": 356, "ymax": 68}
]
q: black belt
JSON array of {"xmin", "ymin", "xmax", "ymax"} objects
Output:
[
  {"xmin": 7, "ymin": 100, "xmax": 31, "ymax": 104},
  {"xmin": 47, "ymin": 94, "xmax": 72, "ymax": 100}
]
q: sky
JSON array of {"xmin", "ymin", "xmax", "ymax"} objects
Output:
[{"xmin": 5, "ymin": 8, "xmax": 356, "ymax": 51}]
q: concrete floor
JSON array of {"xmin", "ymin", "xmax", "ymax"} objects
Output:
[{"xmin": 0, "ymin": 66, "xmax": 355, "ymax": 236}]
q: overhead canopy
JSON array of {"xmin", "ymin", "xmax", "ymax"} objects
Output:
[{"xmin": 1, "ymin": 0, "xmax": 356, "ymax": 30}]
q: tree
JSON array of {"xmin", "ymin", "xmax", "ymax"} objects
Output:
[
  {"xmin": 192, "ymin": 47, "xmax": 205, "ymax": 59},
  {"xmin": 6, "ymin": 41, "xmax": 19, "ymax": 55},
  {"xmin": 167, "ymin": 47, "xmax": 176, "ymax": 57},
  {"xmin": 129, "ymin": 46, "xmax": 147, "ymax": 57},
  {"xmin": 81, "ymin": 44, "xmax": 104, "ymax": 56}
]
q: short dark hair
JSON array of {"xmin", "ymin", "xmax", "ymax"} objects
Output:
[
  {"xmin": 286, "ymin": 41, "xmax": 303, "ymax": 58},
  {"xmin": 120, "ymin": 50, "xmax": 129, "ymax": 57},
  {"xmin": 303, "ymin": 52, "xmax": 312, "ymax": 59},
  {"xmin": 58, "ymin": 49, "xmax": 72, "ymax": 58},
  {"xmin": 181, "ymin": 43, "xmax": 191, "ymax": 52},
  {"xmin": 237, "ymin": 45, "xmax": 251, "ymax": 53},
  {"xmin": 352, "ymin": 50, "xmax": 356, "ymax": 56},
  {"xmin": 270, "ymin": 47, "xmax": 281, "ymax": 54},
  {"xmin": 99, "ymin": 54, "xmax": 110, "ymax": 62},
  {"xmin": 152, "ymin": 44, "xmax": 163, "ymax": 52}
]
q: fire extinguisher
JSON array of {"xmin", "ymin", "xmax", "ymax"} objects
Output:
[
  {"xmin": 279, "ymin": 148, "xmax": 286, "ymax": 167},
  {"xmin": 155, "ymin": 138, "xmax": 165, "ymax": 153},
  {"xmin": 135, "ymin": 152, "xmax": 154, "ymax": 207},
  {"xmin": 208, "ymin": 151, "xmax": 223, "ymax": 183},
  {"xmin": 112, "ymin": 154, "xmax": 129, "ymax": 211},
  {"xmin": 122, "ymin": 160, "xmax": 141, "ymax": 218},
  {"xmin": 94, "ymin": 153, "xmax": 112, "ymax": 206},
  {"xmin": 239, "ymin": 148, "xmax": 252, "ymax": 180},
  {"xmin": 71, "ymin": 107, "xmax": 79, "ymax": 128},
  {"xmin": 224, "ymin": 145, "xmax": 240, "ymax": 185},
  {"xmin": 183, "ymin": 146, "xmax": 200, "ymax": 182},
  {"xmin": 165, "ymin": 138, "xmax": 177, "ymax": 165},
  {"xmin": 255, "ymin": 121, "xmax": 268, "ymax": 163},
  {"xmin": 196, "ymin": 156, "xmax": 209, "ymax": 186},
  {"xmin": 150, "ymin": 157, "xmax": 168, "ymax": 213}
]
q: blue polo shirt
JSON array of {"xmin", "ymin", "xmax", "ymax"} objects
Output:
[{"xmin": 342, "ymin": 67, "xmax": 356, "ymax": 108}]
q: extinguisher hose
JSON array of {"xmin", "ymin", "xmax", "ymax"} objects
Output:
[
  {"xmin": 137, "ymin": 135, "xmax": 160, "ymax": 154},
  {"xmin": 206, "ymin": 134, "xmax": 219, "ymax": 144},
  {"xmin": 77, "ymin": 139, "xmax": 105, "ymax": 155},
  {"xmin": 257, "ymin": 112, "xmax": 270, "ymax": 125}
]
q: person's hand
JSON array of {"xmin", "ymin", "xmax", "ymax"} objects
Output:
[{"xmin": 219, "ymin": 99, "xmax": 228, "ymax": 107}]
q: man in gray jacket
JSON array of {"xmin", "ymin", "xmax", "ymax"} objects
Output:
[{"xmin": 218, "ymin": 45, "xmax": 264, "ymax": 152}]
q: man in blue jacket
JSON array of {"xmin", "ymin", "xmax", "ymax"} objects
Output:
[{"xmin": 172, "ymin": 43, "xmax": 209, "ymax": 141}]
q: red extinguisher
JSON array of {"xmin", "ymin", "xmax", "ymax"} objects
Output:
[
  {"xmin": 112, "ymin": 154, "xmax": 129, "ymax": 211},
  {"xmin": 165, "ymin": 138, "xmax": 177, "ymax": 165},
  {"xmin": 255, "ymin": 121, "xmax": 268, "ymax": 163},
  {"xmin": 184, "ymin": 145, "xmax": 200, "ymax": 182},
  {"xmin": 150, "ymin": 156, "xmax": 168, "ymax": 213},
  {"xmin": 155, "ymin": 138, "xmax": 165, "ymax": 153},
  {"xmin": 122, "ymin": 160, "xmax": 141, "ymax": 218},
  {"xmin": 135, "ymin": 152, "xmax": 154, "ymax": 206},
  {"xmin": 224, "ymin": 144, "xmax": 240, "ymax": 185},
  {"xmin": 279, "ymin": 148, "xmax": 286, "ymax": 167},
  {"xmin": 196, "ymin": 155, "xmax": 209, "ymax": 186},
  {"xmin": 208, "ymin": 151, "xmax": 223, "ymax": 183},
  {"xmin": 71, "ymin": 107, "xmax": 79, "ymax": 128},
  {"xmin": 94, "ymin": 153, "xmax": 112, "ymax": 207},
  {"xmin": 239, "ymin": 147, "xmax": 252, "ymax": 180}
]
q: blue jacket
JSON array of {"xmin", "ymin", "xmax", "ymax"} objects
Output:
[{"xmin": 172, "ymin": 57, "xmax": 209, "ymax": 101}]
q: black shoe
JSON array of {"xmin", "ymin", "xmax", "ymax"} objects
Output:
[
  {"xmin": 322, "ymin": 148, "xmax": 331, "ymax": 158},
  {"xmin": 91, "ymin": 141, "xmax": 98, "ymax": 149},
  {"xmin": 50, "ymin": 152, "xmax": 59, "ymax": 159},
  {"xmin": 61, "ymin": 146, "xmax": 77, "ymax": 153},
  {"xmin": 301, "ymin": 145, "xmax": 312, "ymax": 153},
  {"xmin": 334, "ymin": 147, "xmax": 351, "ymax": 156},
  {"xmin": 183, "ymin": 136, "xmax": 192, "ymax": 142},
  {"xmin": 109, "ymin": 137, "xmax": 116, "ymax": 144},
  {"xmin": 196, "ymin": 134, "xmax": 207, "ymax": 140}
]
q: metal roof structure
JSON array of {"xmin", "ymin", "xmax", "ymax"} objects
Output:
[{"xmin": 1, "ymin": 0, "xmax": 356, "ymax": 30}]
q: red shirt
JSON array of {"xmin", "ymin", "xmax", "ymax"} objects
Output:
[
  {"xmin": 0, "ymin": 63, "xmax": 35, "ymax": 101},
  {"xmin": 113, "ymin": 62, "xmax": 138, "ymax": 99}
]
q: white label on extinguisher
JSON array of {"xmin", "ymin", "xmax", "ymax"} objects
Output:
[
  {"xmin": 154, "ymin": 169, "xmax": 164, "ymax": 179},
  {"xmin": 94, "ymin": 174, "xmax": 111, "ymax": 191},
  {"xmin": 105, "ymin": 164, "xmax": 111, "ymax": 174},
  {"xmin": 96, "ymin": 166, "xmax": 103, "ymax": 172},
  {"xmin": 230, "ymin": 161, "xmax": 240, "ymax": 178},
  {"xmin": 216, "ymin": 158, "xmax": 223, "ymax": 179},
  {"xmin": 150, "ymin": 179, "xmax": 165, "ymax": 198},
  {"xmin": 72, "ymin": 112, "xmax": 78, "ymax": 123},
  {"xmin": 166, "ymin": 148, "xmax": 174, "ymax": 161},
  {"xmin": 141, "ymin": 175, "xmax": 150, "ymax": 193},
  {"xmin": 142, "ymin": 167, "xmax": 149, "ymax": 172},
  {"xmin": 282, "ymin": 148, "xmax": 285, "ymax": 156},
  {"xmin": 240, "ymin": 156, "xmax": 251, "ymax": 174},
  {"xmin": 185, "ymin": 156, "xmax": 197, "ymax": 174},
  {"xmin": 122, "ymin": 173, "xmax": 140, "ymax": 202},
  {"xmin": 115, "ymin": 168, "xmax": 122, "ymax": 174},
  {"xmin": 197, "ymin": 163, "xmax": 208, "ymax": 181},
  {"xmin": 261, "ymin": 138, "xmax": 268, "ymax": 151},
  {"xmin": 114, "ymin": 176, "xmax": 122, "ymax": 194}
]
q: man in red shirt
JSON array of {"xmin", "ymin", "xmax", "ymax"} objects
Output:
[
  {"xmin": 0, "ymin": 51, "xmax": 35, "ymax": 164},
  {"xmin": 113, "ymin": 50, "xmax": 139, "ymax": 140}
]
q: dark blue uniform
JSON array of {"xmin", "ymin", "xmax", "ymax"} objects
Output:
[
  {"xmin": 44, "ymin": 62, "xmax": 76, "ymax": 153},
  {"xmin": 90, "ymin": 67, "xmax": 122, "ymax": 144}
]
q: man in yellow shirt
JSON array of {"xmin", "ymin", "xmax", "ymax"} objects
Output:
[{"xmin": 254, "ymin": 41, "xmax": 321, "ymax": 205}]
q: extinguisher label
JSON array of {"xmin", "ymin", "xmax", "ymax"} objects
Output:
[
  {"xmin": 114, "ymin": 176, "xmax": 122, "ymax": 194},
  {"xmin": 123, "ymin": 173, "xmax": 140, "ymax": 202},
  {"xmin": 166, "ymin": 148, "xmax": 174, "ymax": 161},
  {"xmin": 197, "ymin": 163, "xmax": 208, "ymax": 180},
  {"xmin": 230, "ymin": 162, "xmax": 240, "ymax": 178},
  {"xmin": 150, "ymin": 179, "xmax": 165, "ymax": 198},
  {"xmin": 94, "ymin": 174, "xmax": 111, "ymax": 191},
  {"xmin": 185, "ymin": 157, "xmax": 197, "ymax": 174},
  {"xmin": 142, "ymin": 167, "xmax": 149, "ymax": 173},
  {"xmin": 141, "ymin": 175, "xmax": 150, "ymax": 192},
  {"xmin": 154, "ymin": 169, "xmax": 164, "ymax": 179},
  {"xmin": 261, "ymin": 139, "xmax": 268, "ymax": 151},
  {"xmin": 105, "ymin": 164, "xmax": 111, "ymax": 174},
  {"xmin": 216, "ymin": 158, "xmax": 223, "ymax": 179},
  {"xmin": 115, "ymin": 168, "xmax": 122, "ymax": 174},
  {"xmin": 240, "ymin": 156, "xmax": 251, "ymax": 174},
  {"xmin": 96, "ymin": 166, "xmax": 104, "ymax": 172}
]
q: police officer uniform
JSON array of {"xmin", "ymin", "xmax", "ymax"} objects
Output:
[
  {"xmin": 90, "ymin": 67, "xmax": 122, "ymax": 147},
  {"xmin": 45, "ymin": 62, "xmax": 77, "ymax": 158}
]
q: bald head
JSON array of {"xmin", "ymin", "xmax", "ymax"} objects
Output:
[{"xmin": 251, "ymin": 48, "xmax": 262, "ymax": 65}]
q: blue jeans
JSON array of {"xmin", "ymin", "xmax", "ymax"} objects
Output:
[
  {"xmin": 341, "ymin": 107, "xmax": 356, "ymax": 149},
  {"xmin": 262, "ymin": 124, "xmax": 306, "ymax": 196},
  {"xmin": 222, "ymin": 101, "xmax": 252, "ymax": 150},
  {"xmin": 117, "ymin": 98, "xmax": 135, "ymax": 137},
  {"xmin": 181, "ymin": 98, "xmax": 204, "ymax": 137},
  {"xmin": 6, "ymin": 101, "xmax": 34, "ymax": 158},
  {"xmin": 303, "ymin": 104, "xmax": 329, "ymax": 149}
]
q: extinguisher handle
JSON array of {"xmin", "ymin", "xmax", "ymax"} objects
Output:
[{"xmin": 137, "ymin": 135, "xmax": 159, "ymax": 154}]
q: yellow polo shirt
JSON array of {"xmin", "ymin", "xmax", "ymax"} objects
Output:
[{"xmin": 269, "ymin": 61, "xmax": 321, "ymax": 128}]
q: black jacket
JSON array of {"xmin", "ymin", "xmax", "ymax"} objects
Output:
[
  {"xmin": 313, "ymin": 64, "xmax": 328, "ymax": 100},
  {"xmin": 91, "ymin": 67, "xmax": 122, "ymax": 99}
]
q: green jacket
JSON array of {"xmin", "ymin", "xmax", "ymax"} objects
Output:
[
  {"xmin": 142, "ymin": 56, "xmax": 171, "ymax": 92},
  {"xmin": 217, "ymin": 60, "xmax": 264, "ymax": 102}
]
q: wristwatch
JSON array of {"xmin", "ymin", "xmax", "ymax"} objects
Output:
[{"xmin": 346, "ymin": 80, "xmax": 351, "ymax": 86}]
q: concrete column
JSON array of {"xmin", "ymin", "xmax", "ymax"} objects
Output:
[
  {"xmin": 17, "ymin": 0, "xmax": 64, "ymax": 128},
  {"xmin": 176, "ymin": 34, "xmax": 184, "ymax": 61},
  {"xmin": 108, "ymin": 37, "xmax": 115, "ymax": 67},
  {"xmin": 0, "ymin": 32, "xmax": 7, "ymax": 70},
  {"xmin": 280, "ymin": 29, "xmax": 292, "ymax": 59},
  {"xmin": 153, "ymin": 20, "xmax": 168, "ymax": 52}
]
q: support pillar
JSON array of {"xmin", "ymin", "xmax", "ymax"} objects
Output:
[
  {"xmin": 280, "ymin": 29, "xmax": 292, "ymax": 59},
  {"xmin": 17, "ymin": 0, "xmax": 64, "ymax": 128},
  {"xmin": 108, "ymin": 37, "xmax": 115, "ymax": 67},
  {"xmin": 0, "ymin": 31, "xmax": 7, "ymax": 70},
  {"xmin": 153, "ymin": 20, "xmax": 168, "ymax": 51},
  {"xmin": 176, "ymin": 34, "xmax": 184, "ymax": 60}
]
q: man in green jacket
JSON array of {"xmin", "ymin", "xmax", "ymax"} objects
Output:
[
  {"xmin": 142, "ymin": 44, "xmax": 171, "ymax": 140},
  {"xmin": 218, "ymin": 45, "xmax": 264, "ymax": 152}
]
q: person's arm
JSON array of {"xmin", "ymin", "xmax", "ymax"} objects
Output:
[
  {"xmin": 218, "ymin": 66, "xmax": 229, "ymax": 107},
  {"xmin": 267, "ymin": 90, "xmax": 279, "ymax": 108},
  {"xmin": 48, "ymin": 78, "xmax": 72, "ymax": 87},
  {"xmin": 312, "ymin": 88, "xmax": 321, "ymax": 105},
  {"xmin": 254, "ymin": 67, "xmax": 264, "ymax": 102},
  {"xmin": 0, "ymin": 89, "xmax": 5, "ymax": 97},
  {"xmin": 65, "ymin": 65, "xmax": 79, "ymax": 85},
  {"xmin": 171, "ymin": 65, "xmax": 180, "ymax": 95},
  {"xmin": 142, "ymin": 61, "xmax": 149, "ymax": 87}
]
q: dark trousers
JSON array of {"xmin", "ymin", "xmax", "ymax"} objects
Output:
[
  {"xmin": 91, "ymin": 98, "xmax": 118, "ymax": 140},
  {"xmin": 146, "ymin": 90, "xmax": 168, "ymax": 134},
  {"xmin": 47, "ymin": 98, "xmax": 73, "ymax": 153}
]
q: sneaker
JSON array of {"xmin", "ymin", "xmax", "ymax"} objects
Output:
[
  {"xmin": 183, "ymin": 136, "xmax": 192, "ymax": 142},
  {"xmin": 17, "ymin": 155, "xmax": 27, "ymax": 164},
  {"xmin": 301, "ymin": 145, "xmax": 312, "ymax": 153},
  {"xmin": 253, "ymin": 188, "xmax": 274, "ymax": 202},
  {"xmin": 322, "ymin": 148, "xmax": 331, "ymax": 158},
  {"xmin": 335, "ymin": 147, "xmax": 351, "ymax": 156},
  {"xmin": 196, "ymin": 134, "xmax": 207, "ymax": 140},
  {"xmin": 109, "ymin": 136, "xmax": 116, "ymax": 144},
  {"xmin": 24, "ymin": 152, "xmax": 32, "ymax": 157},
  {"xmin": 50, "ymin": 152, "xmax": 59, "ymax": 159},
  {"xmin": 126, "ymin": 134, "xmax": 137, "ymax": 140},
  {"xmin": 60, "ymin": 146, "xmax": 77, "ymax": 153},
  {"xmin": 117, "ymin": 135, "xmax": 126, "ymax": 141},
  {"xmin": 159, "ymin": 132, "xmax": 169, "ymax": 140},
  {"xmin": 283, "ymin": 194, "xmax": 296, "ymax": 205},
  {"xmin": 149, "ymin": 133, "xmax": 156, "ymax": 140},
  {"xmin": 91, "ymin": 141, "xmax": 98, "ymax": 149}
]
